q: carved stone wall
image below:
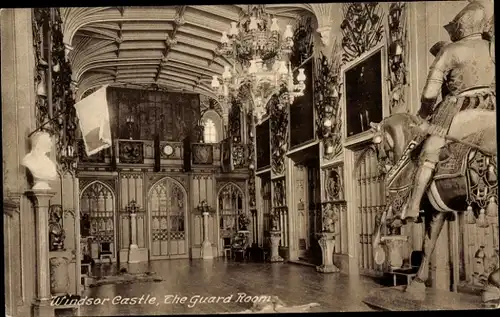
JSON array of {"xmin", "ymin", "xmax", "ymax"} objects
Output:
[
  {"xmin": 341, "ymin": 3, "xmax": 384, "ymax": 63},
  {"xmin": 271, "ymin": 177, "xmax": 288, "ymax": 247},
  {"xmin": 3, "ymin": 9, "xmax": 44, "ymax": 315},
  {"xmin": 269, "ymin": 94, "xmax": 288, "ymax": 176},
  {"xmin": 314, "ymin": 40, "xmax": 343, "ymax": 160},
  {"xmin": 247, "ymin": 108, "xmax": 257, "ymax": 210},
  {"xmin": 386, "ymin": 2, "xmax": 409, "ymax": 114},
  {"xmin": 322, "ymin": 164, "xmax": 348, "ymax": 254},
  {"xmin": 107, "ymin": 87, "xmax": 201, "ymax": 141}
]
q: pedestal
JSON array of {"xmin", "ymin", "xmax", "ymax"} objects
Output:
[
  {"xmin": 316, "ymin": 232, "xmax": 340, "ymax": 273},
  {"xmin": 27, "ymin": 189, "xmax": 56, "ymax": 317},
  {"xmin": 201, "ymin": 211, "xmax": 214, "ymax": 260},
  {"xmin": 49, "ymin": 250, "xmax": 71, "ymax": 296},
  {"xmin": 380, "ymin": 235, "xmax": 409, "ymax": 270},
  {"xmin": 127, "ymin": 213, "xmax": 143, "ymax": 263},
  {"xmin": 269, "ymin": 230, "xmax": 284, "ymax": 262}
]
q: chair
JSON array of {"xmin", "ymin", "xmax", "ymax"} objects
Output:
[
  {"xmin": 223, "ymin": 237, "xmax": 232, "ymax": 258},
  {"xmin": 231, "ymin": 233, "xmax": 250, "ymax": 261},
  {"xmin": 390, "ymin": 251, "xmax": 423, "ymax": 286},
  {"xmin": 98, "ymin": 242, "xmax": 113, "ymax": 264}
]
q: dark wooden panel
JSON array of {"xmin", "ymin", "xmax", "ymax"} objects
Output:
[
  {"xmin": 256, "ymin": 119, "xmax": 270, "ymax": 169},
  {"xmin": 192, "ymin": 144, "xmax": 214, "ymax": 165},
  {"xmin": 107, "ymin": 87, "xmax": 201, "ymax": 141},
  {"xmin": 290, "ymin": 60, "xmax": 315, "ymax": 148}
]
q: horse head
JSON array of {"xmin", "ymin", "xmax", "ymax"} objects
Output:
[
  {"xmin": 368, "ymin": 120, "xmax": 395, "ymax": 175},
  {"xmin": 369, "ymin": 113, "xmax": 421, "ymax": 173}
]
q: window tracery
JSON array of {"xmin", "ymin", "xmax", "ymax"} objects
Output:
[{"xmin": 203, "ymin": 119, "xmax": 217, "ymax": 143}]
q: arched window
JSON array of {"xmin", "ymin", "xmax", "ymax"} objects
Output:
[{"xmin": 203, "ymin": 119, "xmax": 217, "ymax": 143}]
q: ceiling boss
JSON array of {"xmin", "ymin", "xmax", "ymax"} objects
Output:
[{"xmin": 211, "ymin": 5, "xmax": 306, "ymax": 122}]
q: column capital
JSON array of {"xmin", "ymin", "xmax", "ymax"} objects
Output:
[{"xmin": 26, "ymin": 189, "xmax": 56, "ymax": 208}]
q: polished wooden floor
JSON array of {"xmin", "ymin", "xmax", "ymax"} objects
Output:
[{"xmin": 80, "ymin": 259, "xmax": 380, "ymax": 315}]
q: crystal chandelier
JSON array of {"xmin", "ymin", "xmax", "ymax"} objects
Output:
[{"xmin": 211, "ymin": 5, "xmax": 307, "ymax": 122}]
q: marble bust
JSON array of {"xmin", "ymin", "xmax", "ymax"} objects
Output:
[{"xmin": 22, "ymin": 131, "xmax": 57, "ymax": 190}]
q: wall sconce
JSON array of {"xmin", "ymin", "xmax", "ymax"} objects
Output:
[
  {"xmin": 126, "ymin": 115, "xmax": 135, "ymax": 140},
  {"xmin": 389, "ymin": 41, "xmax": 403, "ymax": 57},
  {"xmin": 332, "ymin": 87, "xmax": 339, "ymax": 98},
  {"xmin": 197, "ymin": 200, "xmax": 213, "ymax": 214},
  {"xmin": 325, "ymin": 143, "xmax": 334, "ymax": 155},
  {"xmin": 37, "ymin": 71, "xmax": 48, "ymax": 97},
  {"xmin": 53, "ymin": 61, "xmax": 60, "ymax": 73}
]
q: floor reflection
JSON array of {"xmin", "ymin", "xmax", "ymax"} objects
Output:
[{"xmin": 80, "ymin": 259, "xmax": 379, "ymax": 315}]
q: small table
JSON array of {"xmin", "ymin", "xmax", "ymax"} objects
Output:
[{"xmin": 391, "ymin": 270, "xmax": 417, "ymax": 286}]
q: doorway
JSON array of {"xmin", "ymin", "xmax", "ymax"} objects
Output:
[
  {"xmin": 302, "ymin": 158, "xmax": 322, "ymax": 264},
  {"xmin": 217, "ymin": 183, "xmax": 245, "ymax": 255},
  {"xmin": 148, "ymin": 177, "xmax": 188, "ymax": 259},
  {"xmin": 260, "ymin": 173, "xmax": 272, "ymax": 247},
  {"xmin": 288, "ymin": 144, "xmax": 322, "ymax": 264},
  {"xmin": 80, "ymin": 181, "xmax": 117, "ymax": 263}
]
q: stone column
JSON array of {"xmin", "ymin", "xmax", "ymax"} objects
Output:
[
  {"xmin": 27, "ymin": 189, "xmax": 56, "ymax": 317},
  {"xmin": 269, "ymin": 230, "xmax": 284, "ymax": 262},
  {"xmin": 127, "ymin": 211, "xmax": 139, "ymax": 263},
  {"xmin": 316, "ymin": 232, "xmax": 340, "ymax": 273},
  {"xmin": 201, "ymin": 211, "xmax": 214, "ymax": 259}
]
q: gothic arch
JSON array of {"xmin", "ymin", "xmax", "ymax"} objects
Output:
[
  {"xmin": 217, "ymin": 182, "xmax": 246, "ymax": 249},
  {"xmin": 147, "ymin": 176, "xmax": 189, "ymax": 259},
  {"xmin": 80, "ymin": 180, "xmax": 115, "ymax": 199},
  {"xmin": 217, "ymin": 182, "xmax": 244, "ymax": 199},
  {"xmin": 353, "ymin": 145, "xmax": 379, "ymax": 171},
  {"xmin": 79, "ymin": 180, "xmax": 117, "ymax": 260},
  {"xmin": 148, "ymin": 176, "xmax": 188, "ymax": 199}
]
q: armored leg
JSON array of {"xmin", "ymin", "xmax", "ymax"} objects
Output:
[{"xmin": 402, "ymin": 135, "xmax": 446, "ymax": 221}]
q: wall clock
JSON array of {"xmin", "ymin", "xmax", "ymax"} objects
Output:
[{"xmin": 163, "ymin": 144, "xmax": 174, "ymax": 156}]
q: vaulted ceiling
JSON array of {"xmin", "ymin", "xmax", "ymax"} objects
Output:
[{"xmin": 61, "ymin": 5, "xmax": 322, "ymax": 101}]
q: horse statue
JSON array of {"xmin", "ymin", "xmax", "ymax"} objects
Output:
[{"xmin": 369, "ymin": 110, "xmax": 499, "ymax": 306}]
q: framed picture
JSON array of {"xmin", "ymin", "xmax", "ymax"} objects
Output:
[
  {"xmin": 342, "ymin": 44, "xmax": 387, "ymax": 145},
  {"xmin": 256, "ymin": 119, "xmax": 271, "ymax": 169}
]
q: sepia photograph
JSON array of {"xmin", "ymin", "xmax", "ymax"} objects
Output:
[{"xmin": 1, "ymin": 1, "xmax": 498, "ymax": 316}]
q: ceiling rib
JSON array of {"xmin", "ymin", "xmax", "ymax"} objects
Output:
[
  {"xmin": 155, "ymin": 6, "xmax": 186, "ymax": 83},
  {"xmin": 62, "ymin": 5, "xmax": 314, "ymax": 99}
]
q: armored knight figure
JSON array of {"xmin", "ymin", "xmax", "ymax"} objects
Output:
[{"xmin": 402, "ymin": 1, "xmax": 496, "ymax": 220}]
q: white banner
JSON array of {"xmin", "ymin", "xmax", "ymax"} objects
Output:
[{"xmin": 74, "ymin": 85, "xmax": 112, "ymax": 156}]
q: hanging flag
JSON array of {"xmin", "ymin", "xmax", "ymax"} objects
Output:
[{"xmin": 74, "ymin": 85, "xmax": 112, "ymax": 156}]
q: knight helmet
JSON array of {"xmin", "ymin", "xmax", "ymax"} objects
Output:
[{"xmin": 444, "ymin": 1, "xmax": 488, "ymax": 42}]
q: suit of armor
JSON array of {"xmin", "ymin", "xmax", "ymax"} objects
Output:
[{"xmin": 402, "ymin": 1, "xmax": 496, "ymax": 220}]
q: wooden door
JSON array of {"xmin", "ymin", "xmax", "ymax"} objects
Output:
[
  {"xmin": 148, "ymin": 177, "xmax": 187, "ymax": 259},
  {"xmin": 354, "ymin": 145, "xmax": 386, "ymax": 276}
]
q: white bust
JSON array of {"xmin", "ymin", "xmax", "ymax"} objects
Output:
[{"xmin": 22, "ymin": 131, "xmax": 57, "ymax": 190}]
